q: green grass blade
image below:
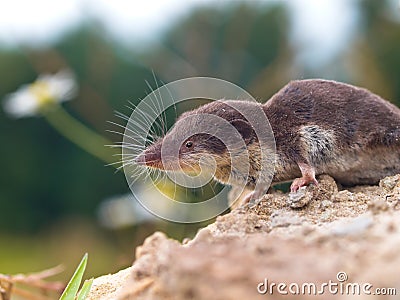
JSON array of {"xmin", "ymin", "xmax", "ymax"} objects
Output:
[
  {"xmin": 76, "ymin": 278, "xmax": 93, "ymax": 300},
  {"xmin": 59, "ymin": 253, "xmax": 88, "ymax": 300}
]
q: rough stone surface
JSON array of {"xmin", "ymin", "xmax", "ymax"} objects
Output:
[
  {"xmin": 87, "ymin": 175, "xmax": 400, "ymax": 299},
  {"xmin": 87, "ymin": 268, "xmax": 132, "ymax": 300}
]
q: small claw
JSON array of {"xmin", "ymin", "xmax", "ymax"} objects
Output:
[
  {"xmin": 290, "ymin": 177, "xmax": 318, "ymax": 193},
  {"xmin": 290, "ymin": 183, "xmax": 297, "ymax": 193},
  {"xmin": 290, "ymin": 162, "xmax": 319, "ymax": 193},
  {"xmin": 290, "ymin": 178, "xmax": 302, "ymax": 193}
]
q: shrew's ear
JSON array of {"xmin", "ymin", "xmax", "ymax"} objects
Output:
[{"xmin": 230, "ymin": 119, "xmax": 254, "ymax": 144}]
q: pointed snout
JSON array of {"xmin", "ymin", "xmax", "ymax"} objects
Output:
[
  {"xmin": 134, "ymin": 142, "xmax": 164, "ymax": 169},
  {"xmin": 135, "ymin": 152, "xmax": 146, "ymax": 165},
  {"xmin": 134, "ymin": 140, "xmax": 182, "ymax": 171},
  {"xmin": 135, "ymin": 149, "xmax": 159, "ymax": 167}
]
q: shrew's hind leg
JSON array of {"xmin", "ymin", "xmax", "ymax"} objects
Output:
[{"xmin": 290, "ymin": 162, "xmax": 318, "ymax": 192}]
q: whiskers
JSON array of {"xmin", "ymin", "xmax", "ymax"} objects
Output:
[
  {"xmin": 106, "ymin": 77, "xmax": 173, "ymax": 186},
  {"xmin": 107, "ymin": 76, "xmax": 222, "ymax": 202}
]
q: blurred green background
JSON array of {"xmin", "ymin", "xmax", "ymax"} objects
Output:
[{"xmin": 1, "ymin": 0, "xmax": 400, "ymax": 288}]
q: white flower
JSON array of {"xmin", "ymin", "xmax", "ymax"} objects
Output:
[{"xmin": 3, "ymin": 69, "xmax": 77, "ymax": 118}]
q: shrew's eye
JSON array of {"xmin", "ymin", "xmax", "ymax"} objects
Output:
[{"xmin": 185, "ymin": 141, "xmax": 193, "ymax": 148}]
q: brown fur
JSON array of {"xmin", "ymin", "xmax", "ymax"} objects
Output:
[
  {"xmin": 138, "ymin": 79, "xmax": 400, "ymax": 195},
  {"xmin": 267, "ymin": 79, "xmax": 400, "ymax": 185}
]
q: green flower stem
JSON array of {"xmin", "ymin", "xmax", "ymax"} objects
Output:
[{"xmin": 43, "ymin": 105, "xmax": 120, "ymax": 167}]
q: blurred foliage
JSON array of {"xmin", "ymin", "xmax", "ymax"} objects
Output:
[
  {"xmin": 349, "ymin": 0, "xmax": 400, "ymax": 102},
  {"xmin": 0, "ymin": 28, "xmax": 153, "ymax": 233},
  {"xmin": 1, "ymin": 0, "xmax": 400, "ymax": 279},
  {"xmin": 0, "ymin": 2, "xmax": 292, "ymax": 233},
  {"xmin": 147, "ymin": 3, "xmax": 293, "ymax": 100}
]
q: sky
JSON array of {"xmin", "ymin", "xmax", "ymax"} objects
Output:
[
  {"xmin": 0, "ymin": 0, "xmax": 360, "ymax": 65},
  {"xmin": 288, "ymin": 0, "xmax": 359, "ymax": 65},
  {"xmin": 0, "ymin": 0, "xmax": 213, "ymax": 46}
]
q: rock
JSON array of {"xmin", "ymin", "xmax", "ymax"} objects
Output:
[
  {"xmin": 288, "ymin": 175, "xmax": 338, "ymax": 208},
  {"xmin": 368, "ymin": 198, "xmax": 390, "ymax": 214},
  {"xmin": 330, "ymin": 214, "xmax": 373, "ymax": 236},
  {"xmin": 288, "ymin": 186, "xmax": 310, "ymax": 208},
  {"xmin": 320, "ymin": 199, "xmax": 332, "ymax": 208},
  {"xmin": 270, "ymin": 210, "xmax": 304, "ymax": 228},
  {"xmin": 87, "ymin": 174, "xmax": 400, "ymax": 300},
  {"xmin": 332, "ymin": 190, "xmax": 354, "ymax": 202},
  {"xmin": 379, "ymin": 174, "xmax": 400, "ymax": 191},
  {"xmin": 87, "ymin": 268, "xmax": 132, "ymax": 300}
]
